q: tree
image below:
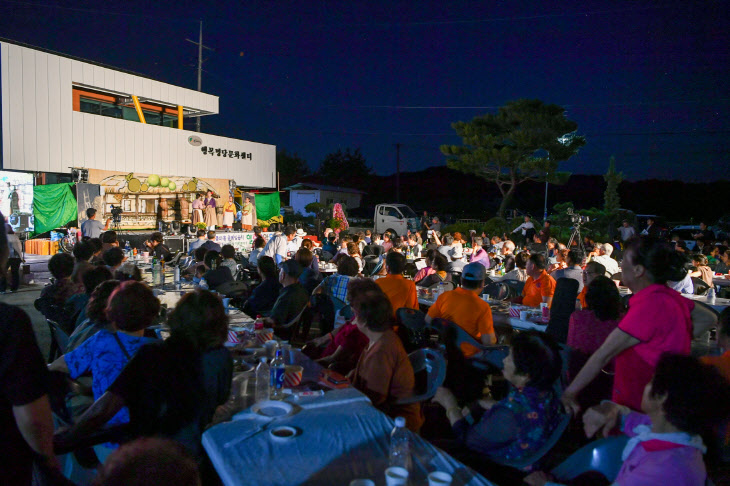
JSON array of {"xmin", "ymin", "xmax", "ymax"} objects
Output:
[
  {"xmin": 276, "ymin": 149, "xmax": 310, "ymax": 188},
  {"xmin": 441, "ymin": 99, "xmax": 586, "ymax": 218},
  {"xmin": 603, "ymin": 155, "xmax": 624, "ymax": 239},
  {"xmin": 317, "ymin": 148, "xmax": 373, "ymax": 187}
]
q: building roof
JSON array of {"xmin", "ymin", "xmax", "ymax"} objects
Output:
[{"xmin": 284, "ymin": 182, "xmax": 367, "ymax": 194}]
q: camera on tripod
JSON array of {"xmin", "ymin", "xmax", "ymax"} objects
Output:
[
  {"xmin": 110, "ymin": 205, "xmax": 123, "ymax": 223},
  {"xmin": 567, "ymin": 208, "xmax": 589, "ymax": 225}
]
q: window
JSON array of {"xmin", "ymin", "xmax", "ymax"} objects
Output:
[{"xmin": 73, "ymin": 87, "xmax": 182, "ymax": 129}]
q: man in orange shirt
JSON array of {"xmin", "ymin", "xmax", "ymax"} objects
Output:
[
  {"xmin": 521, "ymin": 253, "xmax": 557, "ymax": 307},
  {"xmin": 425, "ymin": 263, "xmax": 496, "ymax": 357},
  {"xmin": 577, "ymin": 261, "xmax": 606, "ymax": 309},
  {"xmin": 376, "ymin": 252, "xmax": 418, "ymax": 315}
]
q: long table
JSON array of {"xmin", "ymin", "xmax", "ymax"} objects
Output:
[{"xmin": 202, "ymin": 389, "xmax": 496, "ymax": 486}]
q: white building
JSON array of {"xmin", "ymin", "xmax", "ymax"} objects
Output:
[
  {"xmin": 0, "ymin": 39, "xmax": 275, "ymax": 187},
  {"xmin": 286, "ymin": 182, "xmax": 365, "ymax": 216}
]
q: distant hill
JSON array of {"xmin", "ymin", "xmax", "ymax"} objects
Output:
[{"xmin": 294, "ymin": 166, "xmax": 728, "ymax": 222}]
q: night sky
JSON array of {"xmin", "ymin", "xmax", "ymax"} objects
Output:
[{"xmin": 0, "ymin": 0, "xmax": 728, "ymax": 182}]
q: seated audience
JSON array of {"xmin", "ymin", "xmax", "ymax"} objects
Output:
[
  {"xmin": 418, "ymin": 253, "xmax": 449, "ymax": 288},
  {"xmin": 54, "ymin": 290, "xmax": 232, "ymax": 462},
  {"xmin": 35, "ymin": 252, "xmax": 78, "ymax": 323},
  {"xmin": 220, "ymin": 244, "xmax": 239, "ymax": 280},
  {"xmin": 432, "ymin": 331, "xmax": 562, "ymax": 466},
  {"xmin": 62, "ymin": 266, "xmax": 113, "ymax": 334},
  {"xmin": 50, "ymin": 281, "xmax": 159, "ymax": 429},
  {"xmin": 101, "ymin": 230, "xmax": 118, "ymax": 253},
  {"xmin": 66, "ymin": 280, "xmax": 121, "ymax": 352},
  {"xmin": 413, "ymin": 249, "xmax": 437, "ymax": 284},
  {"xmin": 426, "ymin": 262, "xmax": 497, "ymax": 357},
  {"xmin": 714, "ymin": 245, "xmax": 729, "ymax": 274},
  {"xmin": 567, "ymin": 276, "xmax": 623, "ymax": 408},
  {"xmin": 200, "ymin": 230, "xmax": 221, "ymax": 253},
  {"xmin": 520, "ymin": 254, "xmax": 556, "ymax": 307},
  {"xmin": 103, "ymin": 247, "xmax": 126, "ymax": 273},
  {"xmin": 562, "ymin": 236, "xmax": 716, "ymax": 414},
  {"xmin": 381, "ymin": 233, "xmax": 393, "ymax": 252},
  {"xmin": 576, "ymin": 260, "xmax": 606, "ymax": 309},
  {"xmin": 248, "ymin": 236, "xmax": 266, "ymax": 267},
  {"xmin": 263, "ymin": 260, "xmax": 309, "ymax": 339},
  {"xmin": 690, "ymin": 253, "xmax": 714, "ymax": 287},
  {"xmin": 526, "ymin": 354, "xmax": 730, "ymax": 486},
  {"xmin": 551, "ymin": 250, "xmax": 584, "ymax": 292},
  {"xmin": 114, "ymin": 263, "xmax": 142, "ymax": 282},
  {"xmin": 300, "ymin": 238, "xmax": 320, "ymax": 274},
  {"xmin": 296, "ymin": 247, "xmax": 320, "ymax": 294},
  {"xmin": 547, "ymin": 248, "xmax": 568, "ymax": 274},
  {"xmin": 202, "ymin": 251, "xmax": 233, "ymax": 291},
  {"xmin": 349, "ymin": 288, "xmax": 422, "ymax": 431},
  {"xmin": 305, "ymin": 278, "xmax": 372, "ymax": 374},
  {"xmin": 376, "ymin": 251, "xmax": 418, "ymax": 315},
  {"xmin": 242, "ymin": 256, "xmax": 281, "ymax": 318},
  {"xmin": 497, "ymin": 252, "xmax": 529, "ymax": 282},
  {"xmin": 187, "ymin": 230, "xmax": 207, "ymax": 256},
  {"xmin": 71, "ymin": 240, "xmax": 96, "ymax": 285},
  {"xmin": 144, "ymin": 231, "xmax": 172, "ymax": 262},
  {"xmin": 314, "ymin": 255, "xmax": 360, "ymax": 304},
  {"xmin": 88, "ymin": 237, "xmax": 104, "ymax": 264},
  {"xmin": 347, "ymin": 241, "xmax": 364, "ymax": 273},
  {"xmin": 447, "ymin": 247, "xmax": 466, "ymax": 273},
  {"xmin": 469, "ymin": 236, "xmax": 490, "ymax": 268},
  {"xmin": 589, "ymin": 242, "xmax": 620, "ymax": 276}
]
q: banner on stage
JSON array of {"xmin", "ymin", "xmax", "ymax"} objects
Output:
[{"xmin": 213, "ymin": 231, "xmax": 274, "ymax": 253}]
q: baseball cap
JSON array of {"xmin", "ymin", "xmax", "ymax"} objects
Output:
[{"xmin": 462, "ymin": 262, "xmax": 486, "ymax": 281}]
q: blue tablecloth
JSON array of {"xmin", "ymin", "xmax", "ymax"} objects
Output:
[{"xmin": 202, "ymin": 391, "xmax": 495, "ymax": 486}]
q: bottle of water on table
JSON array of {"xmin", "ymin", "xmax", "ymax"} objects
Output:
[
  {"xmin": 388, "ymin": 416, "xmax": 412, "ymax": 471},
  {"xmin": 255, "ymin": 357, "xmax": 270, "ymax": 403},
  {"xmin": 270, "ymin": 349, "xmax": 285, "ymax": 400}
]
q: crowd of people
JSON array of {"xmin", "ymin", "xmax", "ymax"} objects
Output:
[{"xmin": 3, "ymin": 209, "xmax": 730, "ymax": 485}]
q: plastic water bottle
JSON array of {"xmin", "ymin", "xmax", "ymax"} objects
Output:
[
  {"xmin": 255, "ymin": 358, "xmax": 270, "ymax": 403},
  {"xmin": 437, "ymin": 281, "xmax": 447, "ymax": 299},
  {"xmin": 708, "ymin": 287, "xmax": 716, "ymax": 305},
  {"xmin": 270, "ymin": 349, "xmax": 286, "ymax": 400},
  {"xmin": 198, "ymin": 278, "xmax": 208, "ymax": 290},
  {"xmin": 388, "ymin": 417, "xmax": 412, "ymax": 471},
  {"xmin": 151, "ymin": 258, "xmax": 161, "ymax": 286},
  {"xmin": 173, "ymin": 265, "xmax": 180, "ymax": 285},
  {"xmin": 124, "ymin": 241, "xmax": 131, "ymax": 259}
]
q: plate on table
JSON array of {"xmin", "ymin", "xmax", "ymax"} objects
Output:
[{"xmin": 251, "ymin": 400, "xmax": 294, "ymax": 418}]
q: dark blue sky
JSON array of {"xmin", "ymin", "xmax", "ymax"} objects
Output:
[{"xmin": 1, "ymin": 0, "xmax": 728, "ymax": 181}]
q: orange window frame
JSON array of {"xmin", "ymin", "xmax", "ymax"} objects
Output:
[{"xmin": 72, "ymin": 87, "xmax": 179, "ymax": 116}]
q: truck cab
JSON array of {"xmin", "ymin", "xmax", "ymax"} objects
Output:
[{"xmin": 374, "ymin": 204, "xmax": 419, "ymax": 237}]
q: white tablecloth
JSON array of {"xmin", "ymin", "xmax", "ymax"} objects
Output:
[{"xmin": 202, "ymin": 391, "xmax": 495, "ymax": 486}]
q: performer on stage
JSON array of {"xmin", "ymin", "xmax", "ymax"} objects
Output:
[
  {"xmin": 203, "ymin": 190, "xmax": 217, "ymax": 230},
  {"xmin": 241, "ymin": 196, "xmax": 254, "ymax": 231},
  {"xmin": 223, "ymin": 195, "xmax": 236, "ymax": 230},
  {"xmin": 192, "ymin": 194, "xmax": 204, "ymax": 226}
]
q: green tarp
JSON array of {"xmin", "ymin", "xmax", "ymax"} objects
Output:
[
  {"xmin": 255, "ymin": 192, "xmax": 282, "ymax": 226},
  {"xmin": 33, "ymin": 183, "xmax": 77, "ymax": 235}
]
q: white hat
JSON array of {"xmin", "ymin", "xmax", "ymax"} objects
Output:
[
  {"xmin": 450, "ymin": 247, "xmax": 463, "ymax": 259},
  {"xmin": 295, "ymin": 228, "xmax": 307, "ymax": 237}
]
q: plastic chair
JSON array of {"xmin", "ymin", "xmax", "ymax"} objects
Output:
[
  {"xmin": 493, "ymin": 412, "xmax": 572, "ymax": 470},
  {"xmin": 428, "ymin": 318, "xmax": 509, "ymax": 371},
  {"xmin": 216, "ymin": 280, "xmax": 249, "ymax": 297},
  {"xmin": 277, "ymin": 302, "xmax": 310, "ymax": 341},
  {"xmin": 551, "ymin": 435, "xmax": 629, "ymax": 483},
  {"xmin": 692, "ymin": 277, "xmax": 711, "ymax": 296},
  {"xmin": 545, "ymin": 277, "xmax": 579, "ymax": 344},
  {"xmin": 396, "ymin": 307, "xmax": 429, "ymax": 351},
  {"xmin": 397, "ymin": 348, "xmax": 446, "ymax": 405},
  {"xmin": 449, "ymin": 271, "xmax": 462, "ymax": 287},
  {"xmin": 501, "ymin": 278, "xmax": 525, "ymax": 296},
  {"xmin": 47, "ymin": 319, "xmax": 70, "ymax": 360}
]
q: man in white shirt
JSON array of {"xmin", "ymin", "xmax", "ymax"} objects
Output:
[
  {"xmin": 511, "ymin": 215, "xmax": 535, "ymax": 247},
  {"xmin": 261, "ymin": 226, "xmax": 296, "ymax": 265},
  {"xmin": 80, "ymin": 208, "xmax": 110, "ymax": 239},
  {"xmin": 617, "ymin": 220, "xmax": 636, "ymax": 243},
  {"xmin": 589, "ymin": 242, "xmax": 620, "ymax": 276}
]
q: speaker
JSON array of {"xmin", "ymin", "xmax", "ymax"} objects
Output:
[{"xmin": 232, "ymin": 222, "xmax": 242, "ymax": 231}]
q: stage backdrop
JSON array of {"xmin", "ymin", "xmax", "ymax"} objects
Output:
[{"xmin": 87, "ymin": 169, "xmax": 231, "ymax": 230}]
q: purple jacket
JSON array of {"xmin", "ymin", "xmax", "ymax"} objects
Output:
[
  {"xmin": 470, "ymin": 248, "xmax": 490, "ymax": 269},
  {"xmin": 615, "ymin": 412, "xmax": 706, "ymax": 486}
]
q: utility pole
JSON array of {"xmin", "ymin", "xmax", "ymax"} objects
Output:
[
  {"xmin": 395, "ymin": 143, "xmax": 401, "ymax": 203},
  {"xmin": 186, "ymin": 20, "xmax": 213, "ymax": 132}
]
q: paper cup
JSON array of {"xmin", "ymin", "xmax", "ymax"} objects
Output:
[
  {"xmin": 519, "ymin": 310, "xmax": 528, "ymax": 321},
  {"xmin": 283, "ymin": 365, "xmax": 303, "ymax": 387},
  {"xmin": 428, "ymin": 471, "xmax": 453, "ymax": 486},
  {"xmin": 385, "ymin": 467, "xmax": 409, "ymax": 486},
  {"xmin": 264, "ymin": 340, "xmax": 278, "ymax": 359},
  {"xmin": 256, "ymin": 328, "xmax": 274, "ymax": 344}
]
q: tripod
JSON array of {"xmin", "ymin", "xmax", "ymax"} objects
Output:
[
  {"xmin": 568, "ymin": 223, "xmax": 587, "ymax": 261},
  {"xmin": 111, "ymin": 216, "xmax": 123, "ymax": 231}
]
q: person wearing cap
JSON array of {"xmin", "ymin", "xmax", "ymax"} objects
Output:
[
  {"xmin": 261, "ymin": 226, "xmax": 296, "ymax": 265},
  {"xmin": 447, "ymin": 246, "xmax": 466, "ymax": 273},
  {"xmin": 520, "ymin": 253, "xmax": 557, "ymax": 308},
  {"xmin": 376, "ymin": 251, "xmax": 418, "ymax": 315},
  {"xmin": 425, "ymin": 262, "xmax": 496, "ymax": 357},
  {"xmin": 288, "ymin": 228, "xmax": 307, "ymax": 253},
  {"xmin": 263, "ymin": 260, "xmax": 309, "ymax": 339}
]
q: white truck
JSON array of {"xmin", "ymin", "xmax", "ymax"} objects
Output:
[{"xmin": 373, "ymin": 203, "xmax": 420, "ymax": 237}]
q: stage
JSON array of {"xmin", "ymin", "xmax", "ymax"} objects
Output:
[{"xmin": 113, "ymin": 229, "xmax": 264, "ymax": 254}]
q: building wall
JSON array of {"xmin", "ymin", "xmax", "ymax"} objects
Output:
[
  {"xmin": 290, "ymin": 189, "xmax": 362, "ymax": 216},
  {"xmin": 319, "ymin": 190, "xmax": 362, "ymax": 210},
  {"xmin": 0, "ymin": 42, "xmax": 276, "ymax": 187},
  {"xmin": 290, "ymin": 190, "xmax": 320, "ymax": 215}
]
